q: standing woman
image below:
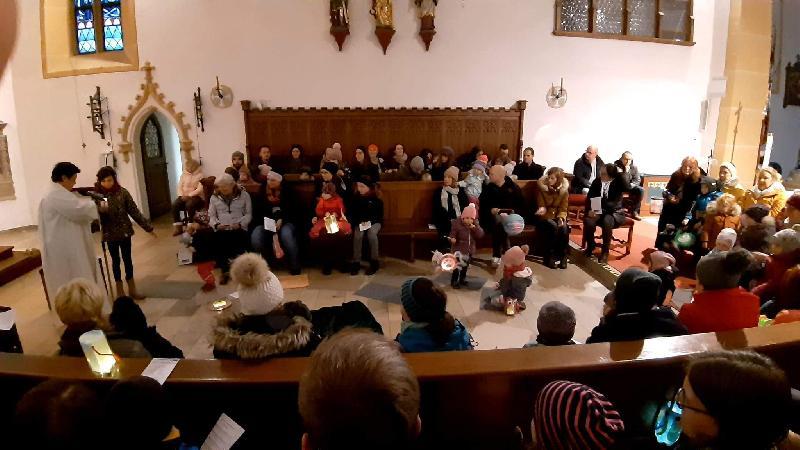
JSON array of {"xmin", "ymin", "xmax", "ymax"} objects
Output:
[
  {"xmin": 742, "ymin": 166, "xmax": 788, "ymax": 218},
  {"xmin": 94, "ymin": 166, "xmax": 156, "ymax": 299},
  {"xmin": 658, "ymin": 156, "xmax": 702, "ymax": 234},
  {"xmin": 535, "ymin": 167, "xmax": 570, "ymax": 269},
  {"xmin": 432, "ymin": 166, "xmax": 468, "ymax": 250},
  {"xmin": 583, "ymin": 163, "xmax": 627, "ymax": 263}
]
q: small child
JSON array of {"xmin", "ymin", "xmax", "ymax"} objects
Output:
[
  {"xmin": 523, "ymin": 301, "xmax": 577, "ymax": 347},
  {"xmin": 447, "ymin": 203, "xmax": 484, "ymax": 289},
  {"xmin": 493, "ymin": 143, "xmax": 515, "ymax": 167},
  {"xmin": 690, "ymin": 176, "xmax": 722, "ymax": 220},
  {"xmin": 644, "ymin": 250, "xmax": 677, "ymax": 305},
  {"xmin": 459, "ymin": 155, "xmax": 488, "ymax": 206},
  {"xmin": 486, "ymin": 245, "xmax": 532, "ymax": 315},
  {"xmin": 230, "ymin": 253, "xmax": 284, "ymax": 316},
  {"xmin": 711, "ymin": 228, "xmax": 737, "ymax": 254},
  {"xmin": 752, "ymin": 225, "xmax": 800, "ymax": 301},
  {"xmin": 310, "ymin": 182, "xmax": 352, "ymax": 238},
  {"xmin": 702, "ymin": 193, "xmax": 741, "ymax": 251}
]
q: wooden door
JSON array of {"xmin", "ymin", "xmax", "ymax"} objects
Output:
[{"xmin": 140, "ymin": 115, "xmax": 171, "ymax": 217}]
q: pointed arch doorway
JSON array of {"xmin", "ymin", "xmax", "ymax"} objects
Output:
[{"xmin": 139, "ymin": 114, "xmax": 171, "ymax": 217}]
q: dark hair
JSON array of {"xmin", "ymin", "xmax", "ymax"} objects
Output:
[
  {"xmin": 720, "ymin": 248, "xmax": 752, "ymax": 273},
  {"xmin": 768, "ymin": 162, "xmax": 783, "ymax": 175},
  {"xmin": 523, "ymin": 147, "xmax": 534, "ymax": 157},
  {"xmin": 743, "ymin": 205, "xmax": 771, "ymax": 223},
  {"xmin": 739, "ymin": 223, "xmax": 771, "ymax": 253},
  {"xmin": 96, "ymin": 166, "xmax": 117, "ymax": 183},
  {"xmin": 291, "ymin": 144, "xmax": 303, "ymax": 154},
  {"xmin": 687, "ymin": 351, "xmax": 791, "ymax": 449},
  {"xmin": 603, "ymin": 163, "xmax": 620, "ymax": 179},
  {"xmin": 469, "ymin": 146, "xmax": 482, "ymax": 157},
  {"xmin": 299, "ymin": 330, "xmax": 420, "ymax": 450},
  {"xmin": 419, "ymin": 148, "xmax": 433, "ymax": 162},
  {"xmin": 232, "ymin": 151, "xmax": 245, "ymax": 159},
  {"xmin": 109, "ymin": 296, "xmax": 148, "ymax": 335},
  {"xmin": 258, "ymin": 145, "xmax": 271, "ymax": 151},
  {"xmin": 224, "ymin": 166, "xmax": 240, "ymax": 182},
  {"xmin": 51, "ymin": 162, "xmax": 80, "ymax": 183},
  {"xmin": 410, "ymin": 278, "xmax": 456, "ymax": 346},
  {"xmin": 104, "ymin": 376, "xmax": 175, "ymax": 450},
  {"xmin": 499, "ymin": 143, "xmax": 508, "ymax": 150},
  {"xmin": 13, "ymin": 380, "xmax": 102, "ymax": 450}
]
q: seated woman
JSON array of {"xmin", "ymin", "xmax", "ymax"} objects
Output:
[
  {"xmin": 432, "ymin": 166, "xmax": 468, "ymax": 250},
  {"xmin": 284, "ymin": 144, "xmax": 306, "ymax": 174},
  {"xmin": 614, "ymin": 151, "xmax": 643, "ymax": 220},
  {"xmin": 678, "ymin": 249, "xmax": 759, "ymax": 333},
  {"xmin": 658, "ymin": 157, "xmax": 702, "ymax": 234},
  {"xmin": 671, "ymin": 350, "xmax": 794, "ymax": 450},
  {"xmin": 430, "ymin": 146, "xmax": 455, "ymax": 181},
  {"xmin": 250, "ymin": 171, "xmax": 302, "ymax": 275},
  {"xmin": 383, "ymin": 143, "xmax": 408, "ymax": 173},
  {"xmin": 171, "ymin": 158, "xmax": 204, "ymax": 236},
  {"xmin": 535, "ymin": 167, "xmax": 570, "ymax": 269},
  {"xmin": 582, "ymin": 163, "xmax": 627, "ymax": 264},
  {"xmin": 717, "ymin": 162, "xmax": 745, "ymax": 203},
  {"xmin": 109, "ymin": 296, "xmax": 183, "ymax": 358},
  {"xmin": 456, "ymin": 145, "xmax": 483, "ymax": 173},
  {"xmin": 316, "ymin": 162, "xmax": 349, "ymax": 200},
  {"xmin": 250, "ymin": 145, "xmax": 273, "ymax": 183},
  {"xmin": 54, "ymin": 279, "xmax": 150, "ymax": 357},
  {"xmin": 396, "ymin": 277, "xmax": 473, "ymax": 352},
  {"xmin": 742, "ymin": 166, "xmax": 788, "ymax": 218},
  {"xmin": 366, "ymin": 143, "xmax": 385, "ymax": 175},
  {"xmin": 419, "ymin": 148, "xmax": 434, "ymax": 173},
  {"xmin": 349, "ymin": 176, "xmax": 384, "ymax": 276},
  {"xmin": 586, "ymin": 268, "xmax": 687, "ymax": 344},
  {"xmin": 348, "ymin": 145, "xmax": 380, "ymax": 185},
  {"xmin": 208, "ymin": 173, "xmax": 252, "ymax": 284}
]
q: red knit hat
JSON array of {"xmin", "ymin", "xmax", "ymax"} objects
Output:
[
  {"xmin": 502, "ymin": 245, "xmax": 529, "ymax": 267},
  {"xmin": 533, "ymin": 381, "xmax": 625, "ymax": 450},
  {"xmin": 477, "ymin": 154, "xmax": 489, "ymax": 164}
]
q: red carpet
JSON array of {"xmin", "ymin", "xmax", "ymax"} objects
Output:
[{"xmin": 569, "ymin": 213, "xmax": 659, "ymax": 273}]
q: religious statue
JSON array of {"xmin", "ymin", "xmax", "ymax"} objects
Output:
[
  {"xmin": 415, "ymin": 0, "xmax": 438, "ymax": 50},
  {"xmin": 415, "ymin": 0, "xmax": 437, "ymax": 18},
  {"xmin": 330, "ymin": 0, "xmax": 349, "ymax": 27},
  {"xmin": 370, "ymin": 0, "xmax": 393, "ymax": 28}
]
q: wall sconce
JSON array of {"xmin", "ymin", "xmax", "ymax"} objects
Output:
[
  {"xmin": 194, "ymin": 87, "xmax": 205, "ymax": 132},
  {"xmin": 78, "ymin": 329, "xmax": 118, "ymax": 375},
  {"xmin": 87, "ymin": 86, "xmax": 106, "ymax": 139}
]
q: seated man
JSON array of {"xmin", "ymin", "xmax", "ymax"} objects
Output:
[
  {"xmin": 208, "ymin": 173, "xmax": 252, "ymax": 284},
  {"xmin": 570, "ymin": 145, "xmax": 604, "ymax": 194},
  {"xmin": 512, "ymin": 147, "xmax": 545, "ymax": 180},
  {"xmin": 298, "ymin": 329, "xmax": 421, "ymax": 450},
  {"xmin": 615, "ymin": 151, "xmax": 643, "ymax": 220},
  {"xmin": 479, "ymin": 165, "xmax": 526, "ymax": 266}
]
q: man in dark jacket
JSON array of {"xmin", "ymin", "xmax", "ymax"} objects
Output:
[
  {"xmin": 583, "ymin": 164, "xmax": 628, "ymax": 263},
  {"xmin": 586, "ymin": 268, "xmax": 688, "ymax": 344},
  {"xmin": 614, "ymin": 151, "xmax": 643, "ymax": 220},
  {"xmin": 480, "ymin": 165, "xmax": 526, "ymax": 266},
  {"xmin": 512, "ymin": 147, "xmax": 546, "ymax": 180},
  {"xmin": 570, "ymin": 145, "xmax": 604, "ymax": 194}
]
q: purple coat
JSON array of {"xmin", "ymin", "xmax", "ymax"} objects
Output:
[{"xmin": 449, "ymin": 218, "xmax": 485, "ymax": 256}]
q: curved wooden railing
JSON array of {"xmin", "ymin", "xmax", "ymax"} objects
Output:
[{"xmin": 2, "ymin": 323, "xmax": 799, "ymax": 449}]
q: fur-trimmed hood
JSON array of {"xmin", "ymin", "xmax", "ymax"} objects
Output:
[
  {"xmin": 537, "ymin": 175, "xmax": 570, "ymax": 195},
  {"xmin": 749, "ymin": 182, "xmax": 786, "ymax": 199},
  {"xmin": 212, "ymin": 302, "xmax": 317, "ymax": 360},
  {"xmin": 706, "ymin": 202, "xmax": 741, "ymax": 217}
]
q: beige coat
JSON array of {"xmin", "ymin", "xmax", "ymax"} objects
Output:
[
  {"xmin": 535, "ymin": 176, "xmax": 570, "ymax": 220},
  {"xmin": 742, "ymin": 183, "xmax": 788, "ymax": 218}
]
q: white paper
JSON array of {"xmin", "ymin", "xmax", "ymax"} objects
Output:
[
  {"xmin": 177, "ymin": 247, "xmax": 193, "ymax": 265},
  {"xmin": 428, "ymin": 224, "xmax": 437, "ymax": 230},
  {"xmin": 0, "ymin": 309, "xmax": 15, "ymax": 331},
  {"xmin": 228, "ymin": 291, "xmax": 240, "ymax": 299},
  {"xmin": 263, "ymin": 217, "xmax": 277, "ymax": 232},
  {"xmin": 590, "ymin": 197, "xmax": 602, "ymax": 214},
  {"xmin": 359, "ymin": 221, "xmax": 372, "ymax": 232},
  {"xmin": 671, "ymin": 288, "xmax": 693, "ymax": 308},
  {"xmin": 201, "ymin": 413, "xmax": 245, "ymax": 450},
  {"xmin": 141, "ymin": 358, "xmax": 180, "ymax": 385}
]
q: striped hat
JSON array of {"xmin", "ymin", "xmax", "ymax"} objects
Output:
[{"xmin": 533, "ymin": 381, "xmax": 625, "ymax": 450}]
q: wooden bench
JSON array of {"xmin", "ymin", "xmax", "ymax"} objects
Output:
[{"xmin": 1, "ymin": 324, "xmax": 799, "ymax": 449}]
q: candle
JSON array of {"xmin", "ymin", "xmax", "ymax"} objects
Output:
[{"xmin": 78, "ymin": 330, "xmax": 117, "ymax": 375}]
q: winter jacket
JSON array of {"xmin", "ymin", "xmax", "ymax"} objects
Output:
[
  {"xmin": 348, "ymin": 161, "xmax": 380, "ymax": 185},
  {"xmin": 742, "ymin": 182, "xmax": 789, "ymax": 218},
  {"xmin": 702, "ymin": 204, "xmax": 742, "ymax": 249},
  {"xmin": 212, "ymin": 301, "xmax": 320, "ymax": 360},
  {"xmin": 721, "ymin": 183, "xmax": 746, "ymax": 204},
  {"xmin": 614, "ymin": 159, "xmax": 641, "ymax": 187},
  {"xmin": 94, "ymin": 185, "xmax": 153, "ymax": 242},
  {"xmin": 115, "ymin": 327, "xmax": 184, "ymax": 359},
  {"xmin": 663, "ymin": 171, "xmax": 702, "ymax": 217},
  {"xmin": 513, "ymin": 161, "xmax": 546, "ymax": 181},
  {"xmin": 315, "ymin": 195, "xmax": 347, "ymax": 220},
  {"xmin": 586, "ymin": 308, "xmax": 688, "ymax": 344},
  {"xmin": 491, "ymin": 266, "xmax": 533, "ymax": 302},
  {"xmin": 678, "ymin": 288, "xmax": 760, "ymax": 333},
  {"xmin": 395, "ymin": 319, "xmax": 473, "ymax": 353},
  {"xmin": 433, "ymin": 185, "xmax": 468, "ymax": 234},
  {"xmin": 252, "ymin": 182, "xmax": 302, "ymax": 227},
  {"xmin": 449, "ymin": 218, "xmax": 485, "ymax": 256},
  {"xmin": 58, "ymin": 322, "xmax": 151, "ymax": 358},
  {"xmin": 752, "ymin": 249, "xmax": 800, "ymax": 301},
  {"xmin": 459, "ymin": 172, "xmax": 487, "ymax": 199},
  {"xmin": 535, "ymin": 176, "xmax": 569, "ymax": 220},
  {"xmin": 571, "ymin": 154, "xmax": 605, "ymax": 194},
  {"xmin": 209, "ymin": 187, "xmax": 252, "ymax": 230},
  {"xmin": 651, "ymin": 268, "xmax": 676, "ymax": 306},
  {"xmin": 177, "ymin": 169, "xmax": 204, "ymax": 198},
  {"xmin": 479, "ymin": 177, "xmax": 525, "ymax": 226},
  {"xmin": 691, "ymin": 191, "xmax": 723, "ymax": 218},
  {"xmin": 584, "ymin": 176, "xmax": 627, "ymax": 216},
  {"xmin": 350, "ymin": 194, "xmax": 384, "ymax": 225}
]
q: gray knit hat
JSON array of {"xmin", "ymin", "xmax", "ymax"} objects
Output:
[
  {"xmin": 695, "ymin": 249, "xmax": 753, "ymax": 290},
  {"xmin": 537, "ymin": 301, "xmax": 576, "ymax": 344},
  {"xmin": 400, "ymin": 277, "xmax": 445, "ymax": 323}
]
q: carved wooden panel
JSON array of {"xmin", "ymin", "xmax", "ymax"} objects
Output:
[{"xmin": 241, "ymin": 101, "xmax": 526, "ymax": 169}]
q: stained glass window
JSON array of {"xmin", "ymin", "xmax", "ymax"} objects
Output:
[
  {"xmin": 559, "ymin": 0, "xmax": 590, "ymax": 33},
  {"xmin": 101, "ymin": 0, "xmax": 124, "ymax": 51},
  {"xmin": 594, "ymin": 0, "xmax": 623, "ymax": 34},
  {"xmin": 143, "ymin": 118, "xmax": 162, "ymax": 159},
  {"xmin": 627, "ymin": 0, "xmax": 657, "ymax": 37},
  {"xmin": 75, "ymin": 0, "xmax": 96, "ymax": 55}
]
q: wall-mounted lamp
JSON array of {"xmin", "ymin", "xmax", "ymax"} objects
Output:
[{"xmin": 87, "ymin": 86, "xmax": 106, "ymax": 139}]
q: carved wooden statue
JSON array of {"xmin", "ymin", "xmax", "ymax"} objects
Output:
[
  {"xmin": 415, "ymin": 0, "xmax": 438, "ymax": 51},
  {"xmin": 330, "ymin": 0, "xmax": 350, "ymax": 51}
]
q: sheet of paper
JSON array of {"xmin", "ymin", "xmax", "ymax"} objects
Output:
[
  {"xmin": 671, "ymin": 288, "xmax": 693, "ymax": 308},
  {"xmin": 177, "ymin": 247, "xmax": 193, "ymax": 266},
  {"xmin": 359, "ymin": 221, "xmax": 372, "ymax": 232},
  {"xmin": 590, "ymin": 197, "xmax": 602, "ymax": 214},
  {"xmin": 141, "ymin": 358, "xmax": 180, "ymax": 385},
  {"xmin": 0, "ymin": 309, "xmax": 15, "ymax": 331},
  {"xmin": 263, "ymin": 217, "xmax": 277, "ymax": 232},
  {"xmin": 201, "ymin": 413, "xmax": 245, "ymax": 450},
  {"xmin": 428, "ymin": 224, "xmax": 437, "ymax": 230}
]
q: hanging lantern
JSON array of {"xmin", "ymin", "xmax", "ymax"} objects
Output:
[
  {"xmin": 78, "ymin": 329, "xmax": 118, "ymax": 375},
  {"xmin": 324, "ymin": 214, "xmax": 340, "ymax": 234}
]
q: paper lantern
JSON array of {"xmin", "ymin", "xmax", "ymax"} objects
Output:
[
  {"xmin": 502, "ymin": 214, "xmax": 525, "ymax": 236},
  {"xmin": 324, "ymin": 214, "xmax": 340, "ymax": 234},
  {"xmin": 78, "ymin": 330, "xmax": 118, "ymax": 375}
]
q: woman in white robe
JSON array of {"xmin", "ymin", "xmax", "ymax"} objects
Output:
[{"xmin": 39, "ymin": 162, "xmax": 100, "ymax": 298}]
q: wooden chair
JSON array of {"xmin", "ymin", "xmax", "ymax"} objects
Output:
[{"xmin": 581, "ymin": 216, "xmax": 636, "ymax": 257}]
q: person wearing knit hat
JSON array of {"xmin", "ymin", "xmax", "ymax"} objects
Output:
[
  {"xmin": 396, "ymin": 277, "xmax": 473, "ymax": 353},
  {"xmin": 480, "ymin": 164, "xmax": 526, "ymax": 266},
  {"xmin": 230, "ymin": 253, "xmax": 284, "ymax": 315},
  {"xmin": 231, "ymin": 150, "xmax": 252, "ymax": 183},
  {"xmin": 486, "ymin": 245, "xmax": 532, "ymax": 315},
  {"xmin": 532, "ymin": 380, "xmax": 625, "ymax": 450},
  {"xmin": 460, "ymin": 158, "xmax": 489, "ymax": 206},
  {"xmin": 742, "ymin": 166, "xmax": 788, "ymax": 218},
  {"xmin": 717, "ymin": 161, "xmax": 745, "ymax": 203},
  {"xmin": 523, "ymin": 301, "xmax": 577, "ymax": 347},
  {"xmin": 643, "ymin": 250, "xmax": 677, "ymax": 304},
  {"xmin": 678, "ymin": 249, "xmax": 759, "ymax": 333},
  {"xmin": 702, "ymin": 193, "xmax": 741, "ymax": 251},
  {"xmin": 366, "ymin": 143, "xmax": 385, "ymax": 174},
  {"xmin": 587, "ymin": 267, "xmax": 687, "ymax": 343},
  {"xmin": 713, "ymin": 228, "xmax": 737, "ymax": 253},
  {"xmin": 447, "ymin": 203, "xmax": 484, "ymax": 288},
  {"xmin": 433, "ymin": 166, "xmax": 468, "ymax": 250},
  {"xmin": 317, "ymin": 160, "xmax": 348, "ymax": 200},
  {"xmin": 430, "ymin": 146, "xmax": 455, "ymax": 181},
  {"xmin": 751, "ymin": 225, "xmax": 800, "ymax": 302},
  {"xmin": 409, "ymin": 156, "xmax": 425, "ymax": 176},
  {"xmin": 349, "ymin": 175, "xmax": 384, "ymax": 276}
]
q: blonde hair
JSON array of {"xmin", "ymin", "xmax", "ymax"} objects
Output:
[
  {"xmin": 230, "ymin": 253, "xmax": 270, "ymax": 289},
  {"xmin": 54, "ymin": 278, "xmax": 106, "ymax": 326},
  {"xmin": 757, "ymin": 166, "xmax": 782, "ymax": 184},
  {"xmin": 715, "ymin": 194, "xmax": 738, "ymax": 216}
]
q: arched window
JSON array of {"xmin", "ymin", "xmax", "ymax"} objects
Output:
[{"xmin": 73, "ymin": 0, "xmax": 124, "ymax": 55}]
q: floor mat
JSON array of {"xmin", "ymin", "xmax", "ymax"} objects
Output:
[
  {"xmin": 431, "ymin": 272, "xmax": 488, "ymax": 291},
  {"xmin": 353, "ymin": 282, "xmax": 402, "ymax": 304},
  {"xmin": 138, "ymin": 275, "xmax": 203, "ymax": 300}
]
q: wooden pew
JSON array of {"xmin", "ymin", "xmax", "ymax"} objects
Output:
[{"xmin": 1, "ymin": 324, "xmax": 799, "ymax": 449}]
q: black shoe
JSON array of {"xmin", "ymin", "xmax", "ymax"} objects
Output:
[
  {"xmin": 350, "ymin": 262, "xmax": 361, "ymax": 276},
  {"xmin": 322, "ymin": 265, "xmax": 333, "ymax": 276},
  {"xmin": 583, "ymin": 247, "xmax": 595, "ymax": 258},
  {"xmin": 450, "ymin": 270, "xmax": 460, "ymax": 289},
  {"xmin": 598, "ymin": 253, "xmax": 609, "ymax": 264},
  {"xmin": 365, "ymin": 260, "xmax": 379, "ymax": 276},
  {"xmin": 558, "ymin": 258, "xmax": 568, "ymax": 269},
  {"xmin": 289, "ymin": 268, "xmax": 301, "ymax": 276},
  {"xmin": 543, "ymin": 257, "xmax": 557, "ymax": 269}
]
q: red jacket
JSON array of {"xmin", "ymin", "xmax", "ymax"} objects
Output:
[
  {"xmin": 678, "ymin": 287, "xmax": 759, "ymax": 334},
  {"xmin": 315, "ymin": 195, "xmax": 346, "ymax": 220},
  {"xmin": 752, "ymin": 249, "xmax": 800, "ymax": 300}
]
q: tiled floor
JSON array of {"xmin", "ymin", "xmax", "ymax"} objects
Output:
[{"xmin": 0, "ymin": 217, "xmax": 608, "ymax": 358}]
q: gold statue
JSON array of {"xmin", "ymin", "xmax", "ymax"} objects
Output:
[
  {"xmin": 415, "ymin": 0, "xmax": 437, "ymax": 18},
  {"xmin": 370, "ymin": 0, "xmax": 393, "ymax": 28}
]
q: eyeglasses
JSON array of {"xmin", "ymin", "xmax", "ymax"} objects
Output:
[{"xmin": 674, "ymin": 387, "xmax": 710, "ymax": 415}]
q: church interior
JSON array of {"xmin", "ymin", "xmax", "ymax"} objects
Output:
[{"xmin": 1, "ymin": 1, "xmax": 800, "ymax": 449}]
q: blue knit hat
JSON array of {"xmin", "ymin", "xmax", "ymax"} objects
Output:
[{"xmin": 401, "ymin": 277, "xmax": 444, "ymax": 323}]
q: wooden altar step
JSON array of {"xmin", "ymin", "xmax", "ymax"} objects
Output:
[{"xmin": 0, "ymin": 246, "xmax": 42, "ymax": 287}]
